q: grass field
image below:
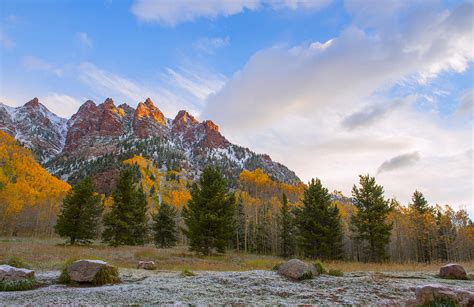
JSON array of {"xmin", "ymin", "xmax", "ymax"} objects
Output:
[{"xmin": 1, "ymin": 237, "xmax": 473, "ymax": 273}]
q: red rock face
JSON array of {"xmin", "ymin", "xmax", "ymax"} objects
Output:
[
  {"xmin": 199, "ymin": 120, "xmax": 229, "ymax": 148},
  {"xmin": 171, "ymin": 110, "xmax": 199, "ymax": 143},
  {"xmin": 172, "ymin": 110, "xmax": 199, "ymax": 131},
  {"xmin": 133, "ymin": 98, "xmax": 167, "ymax": 138},
  {"xmin": 64, "ymin": 98, "xmax": 129, "ymax": 152},
  {"xmin": 171, "ymin": 111, "xmax": 229, "ymax": 149}
]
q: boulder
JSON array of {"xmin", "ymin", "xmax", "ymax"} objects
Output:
[
  {"xmin": 67, "ymin": 260, "xmax": 112, "ymax": 283},
  {"xmin": 440, "ymin": 263, "xmax": 467, "ymax": 280},
  {"xmin": 0, "ymin": 265, "xmax": 35, "ymax": 281},
  {"xmin": 277, "ymin": 259, "xmax": 317, "ymax": 280},
  {"xmin": 408, "ymin": 285, "xmax": 474, "ymax": 307},
  {"xmin": 137, "ymin": 261, "xmax": 156, "ymax": 270}
]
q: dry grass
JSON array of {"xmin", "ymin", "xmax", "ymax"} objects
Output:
[{"xmin": 1, "ymin": 237, "xmax": 473, "ymax": 273}]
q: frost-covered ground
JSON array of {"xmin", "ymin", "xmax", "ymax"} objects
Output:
[{"xmin": 1, "ymin": 269, "xmax": 473, "ymax": 305}]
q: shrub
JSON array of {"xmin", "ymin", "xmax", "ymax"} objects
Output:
[
  {"xmin": 92, "ymin": 265, "xmax": 121, "ymax": 286},
  {"xmin": 314, "ymin": 260, "xmax": 327, "ymax": 275},
  {"xmin": 272, "ymin": 263, "xmax": 282, "ymax": 271},
  {"xmin": 0, "ymin": 279, "xmax": 36, "ymax": 291},
  {"xmin": 328, "ymin": 269, "xmax": 343, "ymax": 277},
  {"xmin": 421, "ymin": 296, "xmax": 457, "ymax": 307},
  {"xmin": 299, "ymin": 271, "xmax": 313, "ymax": 280},
  {"xmin": 5, "ymin": 256, "xmax": 31, "ymax": 269},
  {"xmin": 180, "ymin": 269, "xmax": 196, "ymax": 277},
  {"xmin": 57, "ymin": 258, "xmax": 78, "ymax": 284}
]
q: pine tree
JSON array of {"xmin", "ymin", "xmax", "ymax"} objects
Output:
[
  {"xmin": 102, "ymin": 169, "xmax": 148, "ymax": 246},
  {"xmin": 279, "ymin": 193, "xmax": 295, "ymax": 257},
  {"xmin": 351, "ymin": 174, "xmax": 393, "ymax": 262},
  {"xmin": 54, "ymin": 178, "xmax": 103, "ymax": 245},
  {"xmin": 152, "ymin": 203, "xmax": 178, "ymax": 248},
  {"xmin": 295, "ymin": 179, "xmax": 343, "ymax": 259},
  {"xmin": 411, "ymin": 190, "xmax": 430, "ymax": 214},
  {"xmin": 410, "ymin": 190, "xmax": 433, "ymax": 263},
  {"xmin": 182, "ymin": 166, "xmax": 236, "ymax": 255}
]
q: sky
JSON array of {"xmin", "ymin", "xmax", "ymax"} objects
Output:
[{"xmin": 0, "ymin": 0, "xmax": 473, "ymax": 215}]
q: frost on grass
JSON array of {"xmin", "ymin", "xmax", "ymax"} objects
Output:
[{"xmin": 0, "ymin": 270, "xmax": 473, "ymax": 305}]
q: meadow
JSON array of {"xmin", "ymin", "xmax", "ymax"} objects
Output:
[{"xmin": 2, "ymin": 237, "xmax": 473, "ymax": 273}]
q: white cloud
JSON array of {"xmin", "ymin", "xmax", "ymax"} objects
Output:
[
  {"xmin": 199, "ymin": 2, "xmax": 473, "ymax": 212},
  {"xmin": 193, "ymin": 36, "xmax": 230, "ymax": 54},
  {"xmin": 131, "ymin": 0, "xmax": 331, "ymax": 26},
  {"xmin": 22, "ymin": 56, "xmax": 63, "ymax": 77},
  {"xmin": 342, "ymin": 98, "xmax": 409, "ymax": 129},
  {"xmin": 77, "ymin": 62, "xmax": 225, "ymax": 116},
  {"xmin": 163, "ymin": 66, "xmax": 226, "ymax": 102},
  {"xmin": 77, "ymin": 32, "xmax": 93, "ymax": 48},
  {"xmin": 78, "ymin": 62, "xmax": 147, "ymax": 104},
  {"xmin": 41, "ymin": 93, "xmax": 82, "ymax": 118},
  {"xmin": 203, "ymin": 2, "xmax": 473, "ymax": 128}
]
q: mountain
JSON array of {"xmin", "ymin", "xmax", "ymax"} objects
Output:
[
  {"xmin": 0, "ymin": 97, "xmax": 300, "ymax": 192},
  {"xmin": 0, "ymin": 98, "xmax": 68, "ymax": 162},
  {"xmin": 0, "ymin": 130, "xmax": 70, "ymax": 235}
]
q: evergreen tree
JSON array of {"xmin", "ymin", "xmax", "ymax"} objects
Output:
[
  {"xmin": 410, "ymin": 190, "xmax": 433, "ymax": 263},
  {"xmin": 152, "ymin": 203, "xmax": 178, "ymax": 248},
  {"xmin": 54, "ymin": 178, "xmax": 103, "ymax": 245},
  {"xmin": 102, "ymin": 169, "xmax": 148, "ymax": 246},
  {"xmin": 295, "ymin": 179, "xmax": 343, "ymax": 259},
  {"xmin": 411, "ymin": 190, "xmax": 430, "ymax": 214},
  {"xmin": 279, "ymin": 193, "xmax": 295, "ymax": 257},
  {"xmin": 351, "ymin": 174, "xmax": 393, "ymax": 262},
  {"xmin": 182, "ymin": 166, "xmax": 236, "ymax": 255}
]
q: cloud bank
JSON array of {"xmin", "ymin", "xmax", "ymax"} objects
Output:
[{"xmin": 200, "ymin": 2, "xmax": 473, "ymax": 210}]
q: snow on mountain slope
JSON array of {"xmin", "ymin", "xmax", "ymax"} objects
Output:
[
  {"xmin": 1, "ymin": 97, "xmax": 300, "ymax": 191},
  {"xmin": 0, "ymin": 98, "xmax": 68, "ymax": 162}
]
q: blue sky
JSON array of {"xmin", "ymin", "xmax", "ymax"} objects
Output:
[
  {"xmin": 0, "ymin": 0, "xmax": 349, "ymax": 112},
  {"xmin": 0, "ymin": 0, "xmax": 473, "ymax": 214}
]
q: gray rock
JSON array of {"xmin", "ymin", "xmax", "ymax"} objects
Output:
[
  {"xmin": 137, "ymin": 261, "xmax": 156, "ymax": 270},
  {"xmin": 440, "ymin": 263, "xmax": 467, "ymax": 280},
  {"xmin": 67, "ymin": 260, "xmax": 110, "ymax": 283},
  {"xmin": 0, "ymin": 265, "xmax": 35, "ymax": 281},
  {"xmin": 277, "ymin": 259, "xmax": 317, "ymax": 280}
]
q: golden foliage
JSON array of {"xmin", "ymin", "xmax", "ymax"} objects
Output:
[
  {"xmin": 238, "ymin": 168, "xmax": 304, "ymax": 204},
  {"xmin": 0, "ymin": 131, "xmax": 70, "ymax": 234},
  {"xmin": 123, "ymin": 155, "xmax": 191, "ymax": 210}
]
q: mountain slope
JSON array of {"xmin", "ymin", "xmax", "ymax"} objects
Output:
[
  {"xmin": 0, "ymin": 131, "xmax": 71, "ymax": 235},
  {"xmin": 0, "ymin": 98, "xmax": 68, "ymax": 162},
  {"xmin": 1, "ymin": 97, "xmax": 300, "ymax": 192}
]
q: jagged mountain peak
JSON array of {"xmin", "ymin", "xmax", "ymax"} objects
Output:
[
  {"xmin": 102, "ymin": 97, "xmax": 116, "ymax": 108},
  {"xmin": 24, "ymin": 97, "xmax": 41, "ymax": 108},
  {"xmin": 0, "ymin": 98, "xmax": 67, "ymax": 162},
  {"xmin": 203, "ymin": 120, "xmax": 220, "ymax": 132},
  {"xmin": 144, "ymin": 97, "xmax": 156, "ymax": 108},
  {"xmin": 1, "ymin": 96, "xmax": 301, "ymax": 188},
  {"xmin": 173, "ymin": 110, "xmax": 199, "ymax": 126}
]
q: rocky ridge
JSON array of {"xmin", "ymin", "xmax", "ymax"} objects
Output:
[{"xmin": 0, "ymin": 97, "xmax": 300, "ymax": 190}]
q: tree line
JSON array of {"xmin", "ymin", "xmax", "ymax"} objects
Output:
[{"xmin": 55, "ymin": 167, "xmax": 473, "ymax": 262}]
